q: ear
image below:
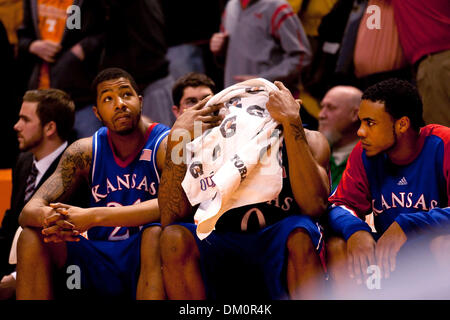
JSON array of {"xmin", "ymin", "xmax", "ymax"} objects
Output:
[
  {"xmin": 172, "ymin": 105, "xmax": 180, "ymax": 118},
  {"xmin": 43, "ymin": 121, "xmax": 57, "ymax": 137},
  {"xmin": 396, "ymin": 116, "xmax": 410, "ymax": 133},
  {"xmin": 92, "ymin": 106, "xmax": 102, "ymax": 122}
]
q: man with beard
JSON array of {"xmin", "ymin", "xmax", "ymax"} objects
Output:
[
  {"xmin": 318, "ymin": 86, "xmax": 362, "ymax": 191},
  {"xmin": 0, "ymin": 89, "xmax": 76, "ymax": 299},
  {"xmin": 326, "ymin": 78, "xmax": 450, "ymax": 298},
  {"xmin": 15, "ymin": 68, "xmax": 222, "ymax": 299}
]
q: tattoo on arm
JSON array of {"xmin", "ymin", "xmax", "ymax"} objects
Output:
[
  {"xmin": 289, "ymin": 123, "xmax": 307, "ymax": 142},
  {"xmin": 37, "ymin": 140, "xmax": 92, "ymax": 204},
  {"xmin": 159, "ymin": 147, "xmax": 191, "ymax": 225}
]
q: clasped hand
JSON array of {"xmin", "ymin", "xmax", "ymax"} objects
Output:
[{"xmin": 41, "ymin": 203, "xmax": 91, "ymax": 243}]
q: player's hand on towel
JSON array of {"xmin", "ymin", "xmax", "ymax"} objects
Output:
[
  {"xmin": 375, "ymin": 221, "xmax": 407, "ymax": 279},
  {"xmin": 172, "ymin": 95, "xmax": 224, "ymax": 139},
  {"xmin": 346, "ymin": 230, "xmax": 376, "ymax": 285},
  {"xmin": 267, "ymin": 81, "xmax": 302, "ymax": 125}
]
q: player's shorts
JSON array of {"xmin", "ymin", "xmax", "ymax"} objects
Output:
[
  {"xmin": 61, "ymin": 223, "xmax": 160, "ymax": 299},
  {"xmin": 178, "ymin": 214, "xmax": 325, "ymax": 300}
]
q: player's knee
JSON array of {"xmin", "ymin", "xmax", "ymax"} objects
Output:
[
  {"xmin": 160, "ymin": 225, "xmax": 196, "ymax": 264},
  {"xmin": 18, "ymin": 227, "xmax": 42, "ymax": 250},
  {"xmin": 286, "ymin": 228, "xmax": 315, "ymax": 259},
  {"xmin": 141, "ymin": 225, "xmax": 162, "ymax": 254},
  {"xmin": 17, "ymin": 227, "xmax": 43, "ymax": 259},
  {"xmin": 142, "ymin": 225, "xmax": 162, "ymax": 244}
]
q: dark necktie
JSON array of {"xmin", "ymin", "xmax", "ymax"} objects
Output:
[{"xmin": 24, "ymin": 163, "xmax": 38, "ymax": 202}]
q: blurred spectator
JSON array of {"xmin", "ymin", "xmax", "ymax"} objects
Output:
[
  {"xmin": 295, "ymin": 0, "xmax": 339, "ymax": 131},
  {"xmin": 392, "ymin": 0, "xmax": 450, "ymax": 127},
  {"xmin": 298, "ymin": 0, "xmax": 338, "ymax": 66},
  {"xmin": 162, "ymin": 0, "xmax": 226, "ymax": 84},
  {"xmin": 16, "ymin": 0, "xmax": 105, "ymax": 139},
  {"xmin": 352, "ymin": 0, "xmax": 412, "ymax": 89},
  {"xmin": 318, "ymin": 85, "xmax": 362, "ymax": 191},
  {"xmin": 171, "ymin": 72, "xmax": 216, "ymax": 118},
  {"xmin": 304, "ymin": 0, "xmax": 367, "ymax": 99},
  {"xmin": 210, "ymin": 0, "xmax": 312, "ymax": 94},
  {"xmin": 304, "ymin": 0, "xmax": 413, "ymax": 101},
  {"xmin": 100, "ymin": 0, "xmax": 175, "ymax": 127}
]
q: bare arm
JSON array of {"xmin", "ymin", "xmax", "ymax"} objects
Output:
[
  {"xmin": 38, "ymin": 133, "xmax": 168, "ymax": 237},
  {"xmin": 287, "ymin": 127, "xmax": 330, "ymax": 217},
  {"xmin": 36, "ymin": 133, "xmax": 165, "ymax": 241},
  {"xmin": 158, "ymin": 135, "xmax": 192, "ymax": 227},
  {"xmin": 48, "ymin": 198, "xmax": 160, "ymax": 235},
  {"xmin": 19, "ymin": 138, "xmax": 92, "ymax": 229},
  {"xmin": 267, "ymin": 82, "xmax": 330, "ymax": 218},
  {"xmin": 158, "ymin": 98, "xmax": 224, "ymax": 227}
]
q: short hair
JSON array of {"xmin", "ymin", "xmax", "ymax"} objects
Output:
[
  {"xmin": 362, "ymin": 78, "xmax": 425, "ymax": 131},
  {"xmin": 23, "ymin": 89, "xmax": 75, "ymax": 141},
  {"xmin": 92, "ymin": 67, "xmax": 140, "ymax": 96},
  {"xmin": 172, "ymin": 72, "xmax": 216, "ymax": 106}
]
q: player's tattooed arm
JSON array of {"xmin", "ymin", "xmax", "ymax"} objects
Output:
[
  {"xmin": 158, "ymin": 134, "xmax": 193, "ymax": 227},
  {"xmin": 158, "ymin": 97, "xmax": 222, "ymax": 227},
  {"xmin": 19, "ymin": 138, "xmax": 92, "ymax": 228},
  {"xmin": 266, "ymin": 81, "xmax": 330, "ymax": 218}
]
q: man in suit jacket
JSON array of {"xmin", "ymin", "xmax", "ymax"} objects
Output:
[{"xmin": 0, "ymin": 88, "xmax": 79, "ymax": 299}]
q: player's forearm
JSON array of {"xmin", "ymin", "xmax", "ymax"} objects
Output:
[
  {"xmin": 158, "ymin": 137, "xmax": 193, "ymax": 227},
  {"xmin": 283, "ymin": 118, "xmax": 329, "ymax": 218},
  {"xmin": 90, "ymin": 198, "xmax": 160, "ymax": 227},
  {"xmin": 395, "ymin": 207, "xmax": 450, "ymax": 236},
  {"xmin": 19, "ymin": 198, "xmax": 50, "ymax": 228},
  {"xmin": 327, "ymin": 205, "xmax": 372, "ymax": 240}
]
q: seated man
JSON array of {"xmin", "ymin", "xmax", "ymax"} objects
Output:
[
  {"xmin": 171, "ymin": 72, "xmax": 216, "ymax": 119},
  {"xmin": 159, "ymin": 80, "xmax": 330, "ymax": 299},
  {"xmin": 326, "ymin": 78, "xmax": 450, "ymax": 299},
  {"xmin": 0, "ymin": 89, "xmax": 82, "ymax": 300},
  {"xmin": 16, "ymin": 68, "xmax": 172, "ymax": 299},
  {"xmin": 318, "ymin": 86, "xmax": 362, "ymax": 191}
]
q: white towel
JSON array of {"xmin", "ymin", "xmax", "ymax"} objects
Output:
[
  {"xmin": 8, "ymin": 226, "xmax": 22, "ymax": 265},
  {"xmin": 181, "ymin": 78, "xmax": 284, "ymax": 239}
]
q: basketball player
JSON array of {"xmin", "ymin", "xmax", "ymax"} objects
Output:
[
  {"xmin": 326, "ymin": 78, "xmax": 450, "ymax": 298},
  {"xmin": 15, "ymin": 68, "xmax": 222, "ymax": 299},
  {"xmin": 159, "ymin": 81, "xmax": 331, "ymax": 300}
]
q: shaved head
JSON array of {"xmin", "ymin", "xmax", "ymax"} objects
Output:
[{"xmin": 319, "ymin": 86, "xmax": 362, "ymax": 147}]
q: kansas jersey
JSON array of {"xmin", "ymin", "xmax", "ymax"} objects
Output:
[
  {"xmin": 328, "ymin": 124, "xmax": 450, "ymax": 239},
  {"xmin": 179, "ymin": 142, "xmax": 327, "ymax": 299},
  {"xmin": 87, "ymin": 123, "xmax": 170, "ymax": 241}
]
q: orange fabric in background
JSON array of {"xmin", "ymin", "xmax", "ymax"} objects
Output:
[
  {"xmin": 353, "ymin": 0, "xmax": 407, "ymax": 78},
  {"xmin": 37, "ymin": 0, "xmax": 73, "ymax": 88},
  {"xmin": 0, "ymin": 169, "xmax": 12, "ymax": 226}
]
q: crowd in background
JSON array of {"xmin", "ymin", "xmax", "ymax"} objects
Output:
[{"xmin": 0, "ymin": 0, "xmax": 449, "ymax": 301}]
